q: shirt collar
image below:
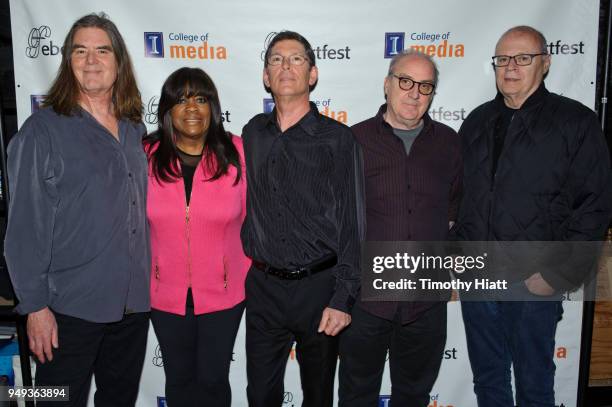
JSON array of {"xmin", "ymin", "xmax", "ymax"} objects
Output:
[
  {"xmin": 263, "ymin": 101, "xmax": 320, "ymax": 136},
  {"xmin": 375, "ymin": 103, "xmax": 433, "ymax": 134},
  {"xmin": 495, "ymin": 82, "xmax": 549, "ymax": 111}
]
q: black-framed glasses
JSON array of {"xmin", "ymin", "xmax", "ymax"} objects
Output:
[
  {"xmin": 267, "ymin": 53, "xmax": 310, "ymax": 66},
  {"xmin": 491, "ymin": 53, "xmax": 547, "ymax": 67},
  {"xmin": 391, "ymin": 74, "xmax": 435, "ymax": 95}
]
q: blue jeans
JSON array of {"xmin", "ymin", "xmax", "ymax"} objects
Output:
[{"xmin": 461, "ymin": 300, "xmax": 563, "ymax": 407}]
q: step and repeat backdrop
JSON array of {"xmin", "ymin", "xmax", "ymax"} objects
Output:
[{"xmin": 9, "ymin": 0, "xmax": 600, "ymax": 406}]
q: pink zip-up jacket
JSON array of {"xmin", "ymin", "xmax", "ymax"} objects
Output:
[{"xmin": 146, "ymin": 135, "xmax": 250, "ymax": 316}]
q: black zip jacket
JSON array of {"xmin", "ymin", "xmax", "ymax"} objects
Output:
[{"xmin": 453, "ymin": 85, "xmax": 612, "ymax": 291}]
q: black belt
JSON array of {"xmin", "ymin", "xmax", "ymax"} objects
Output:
[{"xmin": 253, "ymin": 255, "xmax": 337, "ymax": 280}]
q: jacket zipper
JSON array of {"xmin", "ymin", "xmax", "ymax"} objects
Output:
[
  {"xmin": 223, "ymin": 257, "xmax": 228, "ymax": 291},
  {"xmin": 186, "ymin": 205, "xmax": 192, "ymax": 288},
  {"xmin": 154, "ymin": 263, "xmax": 160, "ymax": 292}
]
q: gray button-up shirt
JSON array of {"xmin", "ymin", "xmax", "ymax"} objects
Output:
[{"xmin": 4, "ymin": 107, "xmax": 150, "ymax": 323}]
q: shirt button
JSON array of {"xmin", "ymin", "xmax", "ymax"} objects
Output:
[
  {"xmin": 132, "ymin": 229, "xmax": 136, "ymax": 234},
  {"xmin": 128, "ymin": 173, "xmax": 133, "ymax": 178},
  {"xmin": 132, "ymin": 201, "xmax": 136, "ymax": 205}
]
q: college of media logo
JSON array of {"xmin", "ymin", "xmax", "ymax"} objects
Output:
[
  {"xmin": 144, "ymin": 31, "xmax": 227, "ymax": 60},
  {"xmin": 384, "ymin": 31, "xmax": 464, "ymax": 59},
  {"xmin": 144, "ymin": 32, "xmax": 164, "ymax": 58},
  {"xmin": 263, "ymin": 98, "xmax": 275, "ymax": 114},
  {"xmin": 554, "ymin": 346, "xmax": 568, "ymax": 359},
  {"xmin": 31, "ymin": 95, "xmax": 47, "ymax": 114},
  {"xmin": 157, "ymin": 396, "xmax": 167, "ymax": 407},
  {"xmin": 260, "ymin": 32, "xmax": 350, "ymax": 62},
  {"xmin": 380, "ymin": 394, "xmax": 455, "ymax": 406},
  {"xmin": 26, "ymin": 25, "xmax": 59, "ymax": 58},
  {"xmin": 379, "ymin": 395, "xmax": 391, "ymax": 406},
  {"xmin": 263, "ymin": 98, "xmax": 348, "ymax": 124}
]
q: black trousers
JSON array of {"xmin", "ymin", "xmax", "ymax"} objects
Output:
[
  {"xmin": 245, "ymin": 266, "xmax": 338, "ymax": 407},
  {"xmin": 338, "ymin": 302, "xmax": 447, "ymax": 407},
  {"xmin": 150, "ymin": 301, "xmax": 245, "ymax": 407},
  {"xmin": 35, "ymin": 311, "xmax": 149, "ymax": 407}
]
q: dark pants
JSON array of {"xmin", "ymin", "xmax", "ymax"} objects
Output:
[
  {"xmin": 461, "ymin": 301, "xmax": 563, "ymax": 407},
  {"xmin": 338, "ymin": 302, "xmax": 447, "ymax": 407},
  {"xmin": 35, "ymin": 311, "xmax": 149, "ymax": 407},
  {"xmin": 150, "ymin": 301, "xmax": 244, "ymax": 407},
  {"xmin": 245, "ymin": 266, "xmax": 338, "ymax": 407}
]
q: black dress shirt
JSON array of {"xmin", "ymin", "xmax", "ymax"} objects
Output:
[{"xmin": 240, "ymin": 102, "xmax": 365, "ymax": 313}]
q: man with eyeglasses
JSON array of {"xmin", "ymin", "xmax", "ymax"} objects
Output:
[
  {"xmin": 240, "ymin": 30, "xmax": 364, "ymax": 407},
  {"xmin": 453, "ymin": 26, "xmax": 611, "ymax": 406},
  {"xmin": 338, "ymin": 49, "xmax": 461, "ymax": 407}
]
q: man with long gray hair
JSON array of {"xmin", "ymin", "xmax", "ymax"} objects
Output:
[{"xmin": 5, "ymin": 13, "xmax": 149, "ymax": 406}]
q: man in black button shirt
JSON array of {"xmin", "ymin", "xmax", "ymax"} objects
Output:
[
  {"xmin": 241, "ymin": 31, "xmax": 364, "ymax": 407},
  {"xmin": 454, "ymin": 26, "xmax": 611, "ymax": 406}
]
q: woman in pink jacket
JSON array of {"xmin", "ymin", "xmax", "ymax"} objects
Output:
[{"xmin": 144, "ymin": 67, "xmax": 249, "ymax": 407}]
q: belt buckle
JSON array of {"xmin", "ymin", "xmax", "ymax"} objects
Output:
[
  {"xmin": 280, "ymin": 267, "xmax": 306, "ymax": 280},
  {"xmin": 294, "ymin": 267, "xmax": 309, "ymax": 279}
]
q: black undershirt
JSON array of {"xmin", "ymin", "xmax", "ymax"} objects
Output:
[
  {"xmin": 177, "ymin": 147, "xmax": 203, "ymax": 206},
  {"xmin": 492, "ymin": 105, "xmax": 514, "ymax": 178}
]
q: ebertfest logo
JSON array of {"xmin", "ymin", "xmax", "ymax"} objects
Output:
[
  {"xmin": 386, "ymin": 347, "xmax": 458, "ymax": 362},
  {"xmin": 546, "ymin": 40, "xmax": 585, "ymax": 55},
  {"xmin": 152, "ymin": 344, "xmax": 163, "ymax": 367},
  {"xmin": 283, "ymin": 392, "xmax": 295, "ymax": 406},
  {"xmin": 428, "ymin": 106, "xmax": 467, "ymax": 123},
  {"xmin": 145, "ymin": 95, "xmax": 232, "ymax": 125},
  {"xmin": 260, "ymin": 32, "xmax": 351, "ymax": 62},
  {"xmin": 26, "ymin": 25, "xmax": 59, "ymax": 58},
  {"xmin": 145, "ymin": 96, "xmax": 159, "ymax": 125}
]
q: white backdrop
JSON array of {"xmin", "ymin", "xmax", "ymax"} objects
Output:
[{"xmin": 9, "ymin": 0, "xmax": 600, "ymax": 406}]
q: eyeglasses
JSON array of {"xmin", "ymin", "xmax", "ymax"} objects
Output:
[
  {"xmin": 391, "ymin": 74, "xmax": 435, "ymax": 96},
  {"xmin": 491, "ymin": 53, "xmax": 547, "ymax": 67},
  {"xmin": 267, "ymin": 53, "xmax": 310, "ymax": 66}
]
